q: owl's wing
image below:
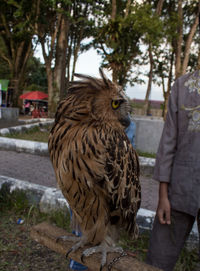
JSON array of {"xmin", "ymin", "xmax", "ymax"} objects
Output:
[
  {"xmin": 51, "ymin": 123, "xmax": 140, "ymax": 239},
  {"xmin": 101, "ymin": 129, "xmax": 141, "ymax": 234}
]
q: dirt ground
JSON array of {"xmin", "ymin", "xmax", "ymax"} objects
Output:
[
  {"xmin": 0, "ymin": 211, "xmax": 72, "ymax": 271},
  {"xmin": 0, "ymin": 195, "xmax": 75, "ymax": 271}
]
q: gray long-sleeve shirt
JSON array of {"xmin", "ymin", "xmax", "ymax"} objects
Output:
[{"xmin": 153, "ymin": 70, "xmax": 200, "ymax": 216}]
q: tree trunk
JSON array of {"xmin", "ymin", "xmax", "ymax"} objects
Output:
[
  {"xmin": 71, "ymin": 3, "xmax": 89, "ymax": 81},
  {"xmin": 156, "ymin": 0, "xmax": 165, "ymax": 16},
  {"xmin": 174, "ymin": 0, "xmax": 199, "ymax": 78},
  {"xmin": 9, "ymin": 78, "xmax": 20, "ymax": 107},
  {"xmin": 46, "ymin": 64, "xmax": 58, "ymax": 118},
  {"xmin": 144, "ymin": 0, "xmax": 164, "ymax": 115},
  {"xmin": 163, "ymin": 52, "xmax": 174, "ymax": 120},
  {"xmin": 38, "ymin": 10, "xmax": 62, "ymax": 117},
  {"xmin": 71, "ymin": 32, "xmax": 83, "ymax": 81},
  {"xmin": 175, "ymin": 0, "xmax": 183, "ymax": 79},
  {"xmin": 111, "ymin": 0, "xmax": 117, "ymax": 20},
  {"xmin": 11, "ymin": 41, "xmax": 32, "ymax": 106},
  {"xmin": 125, "ymin": 0, "xmax": 131, "ymax": 17},
  {"xmin": 182, "ymin": 3, "xmax": 200, "ymax": 74},
  {"xmin": 144, "ymin": 44, "xmax": 153, "ymax": 116},
  {"xmin": 40, "ymin": 36, "xmax": 59, "ymax": 117},
  {"xmin": 198, "ymin": 46, "xmax": 200, "ymax": 69},
  {"xmin": 54, "ymin": 15, "xmax": 70, "ymax": 100}
]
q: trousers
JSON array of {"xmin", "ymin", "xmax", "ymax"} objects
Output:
[{"xmin": 146, "ymin": 209, "xmax": 200, "ymax": 271}]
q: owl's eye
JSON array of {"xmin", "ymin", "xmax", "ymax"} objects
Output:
[{"xmin": 111, "ymin": 100, "xmax": 120, "ymax": 110}]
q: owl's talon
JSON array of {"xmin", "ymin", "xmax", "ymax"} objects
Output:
[
  {"xmin": 66, "ymin": 248, "xmax": 73, "ymax": 258},
  {"xmin": 81, "ymin": 254, "xmax": 85, "ymax": 263}
]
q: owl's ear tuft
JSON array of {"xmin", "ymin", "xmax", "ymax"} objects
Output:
[{"xmin": 99, "ymin": 68, "xmax": 112, "ymax": 88}]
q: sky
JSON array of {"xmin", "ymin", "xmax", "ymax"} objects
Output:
[
  {"xmin": 76, "ymin": 49, "xmax": 164, "ymax": 101},
  {"xmin": 35, "ymin": 46, "xmax": 164, "ymax": 101}
]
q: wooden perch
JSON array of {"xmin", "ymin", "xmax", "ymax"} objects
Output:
[{"xmin": 30, "ymin": 222, "xmax": 162, "ymax": 271}]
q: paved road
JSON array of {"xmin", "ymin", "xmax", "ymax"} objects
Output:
[
  {"xmin": 0, "ymin": 150, "xmax": 158, "ymax": 212},
  {"xmin": 0, "ymin": 120, "xmax": 22, "ymax": 129}
]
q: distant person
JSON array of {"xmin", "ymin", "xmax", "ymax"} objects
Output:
[
  {"xmin": 146, "ymin": 69, "xmax": 200, "ymax": 271},
  {"xmin": 125, "ymin": 115, "xmax": 136, "ymax": 148},
  {"xmin": 30, "ymin": 103, "xmax": 34, "ymax": 114},
  {"xmin": 24, "ymin": 101, "xmax": 30, "ymax": 115}
]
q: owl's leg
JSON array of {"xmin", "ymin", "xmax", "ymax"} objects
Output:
[
  {"xmin": 81, "ymin": 241, "xmax": 123, "ymax": 271},
  {"xmin": 56, "ymin": 235, "xmax": 88, "ymax": 257},
  {"xmin": 56, "ymin": 235, "xmax": 81, "ymax": 243}
]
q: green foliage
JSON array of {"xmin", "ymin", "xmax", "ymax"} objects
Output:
[
  {"xmin": 119, "ymin": 230, "xmax": 150, "ymax": 262},
  {"xmin": 24, "ymin": 56, "xmax": 47, "ymax": 92},
  {"xmin": 48, "ymin": 210, "xmax": 71, "ymax": 232},
  {"xmin": 93, "ymin": 2, "xmax": 164, "ymax": 88},
  {"xmin": 175, "ymin": 246, "xmax": 199, "ymax": 271},
  {"xmin": 0, "ymin": 57, "xmax": 10, "ymax": 80}
]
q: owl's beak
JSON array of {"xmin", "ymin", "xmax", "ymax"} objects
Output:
[{"xmin": 120, "ymin": 114, "xmax": 131, "ymax": 128}]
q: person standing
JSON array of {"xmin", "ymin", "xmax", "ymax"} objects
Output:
[
  {"xmin": 24, "ymin": 101, "xmax": 30, "ymax": 115},
  {"xmin": 146, "ymin": 70, "xmax": 200, "ymax": 271}
]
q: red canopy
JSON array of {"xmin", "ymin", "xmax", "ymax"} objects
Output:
[{"xmin": 20, "ymin": 91, "xmax": 48, "ymax": 100}]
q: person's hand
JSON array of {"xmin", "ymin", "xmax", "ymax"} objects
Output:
[
  {"xmin": 157, "ymin": 196, "xmax": 171, "ymax": 225},
  {"xmin": 156, "ymin": 182, "xmax": 171, "ymax": 225}
]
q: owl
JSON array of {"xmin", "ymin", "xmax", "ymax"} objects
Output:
[{"xmin": 48, "ymin": 69, "xmax": 141, "ymax": 270}]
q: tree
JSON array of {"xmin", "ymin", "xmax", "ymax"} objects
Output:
[
  {"xmin": 36, "ymin": 0, "xmax": 69, "ymax": 115},
  {"xmin": 174, "ymin": 0, "xmax": 200, "ymax": 78},
  {"xmin": 37, "ymin": 0, "xmax": 99, "ymax": 116},
  {"xmin": 93, "ymin": 1, "xmax": 164, "ymax": 89},
  {"xmin": 145, "ymin": 0, "xmax": 200, "ymax": 119},
  {"xmin": 0, "ymin": 0, "xmax": 40, "ymax": 106},
  {"xmin": 143, "ymin": 0, "xmax": 165, "ymax": 115}
]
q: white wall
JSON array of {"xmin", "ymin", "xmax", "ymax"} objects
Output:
[{"xmin": 133, "ymin": 116, "xmax": 164, "ymax": 154}]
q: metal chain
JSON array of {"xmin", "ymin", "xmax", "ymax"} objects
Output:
[{"xmin": 107, "ymin": 251, "xmax": 128, "ymax": 271}]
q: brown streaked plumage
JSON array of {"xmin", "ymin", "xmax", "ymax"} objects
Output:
[{"xmin": 48, "ymin": 69, "xmax": 141, "ymax": 269}]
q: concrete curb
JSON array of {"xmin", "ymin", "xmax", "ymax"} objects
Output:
[
  {"xmin": 0, "ymin": 137, "xmax": 48, "ymax": 155},
  {"xmin": 0, "ymin": 175, "xmax": 154, "ymax": 230},
  {"xmin": 0, "ymin": 118, "xmax": 54, "ymax": 136},
  {"xmin": 0, "ymin": 118, "xmax": 156, "ymax": 174},
  {"xmin": 0, "ymin": 175, "xmax": 69, "ymax": 213}
]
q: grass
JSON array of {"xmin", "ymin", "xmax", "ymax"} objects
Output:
[
  {"xmin": 0, "ymin": 188, "xmax": 199, "ymax": 271},
  {"xmin": 3, "ymin": 125, "xmax": 157, "ymax": 158},
  {"xmin": 0, "ymin": 186, "xmax": 71, "ymax": 271},
  {"xmin": 3, "ymin": 126, "xmax": 50, "ymax": 143},
  {"xmin": 137, "ymin": 150, "xmax": 156, "ymax": 159}
]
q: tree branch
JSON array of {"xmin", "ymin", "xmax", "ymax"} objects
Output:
[
  {"xmin": 125, "ymin": 0, "xmax": 131, "ymax": 18},
  {"xmin": 30, "ymin": 222, "xmax": 162, "ymax": 271},
  {"xmin": 182, "ymin": 1, "xmax": 200, "ymax": 74},
  {"xmin": 175, "ymin": 0, "xmax": 183, "ymax": 78},
  {"xmin": 111, "ymin": 0, "xmax": 117, "ymax": 20},
  {"xmin": 0, "ymin": 13, "xmax": 15, "ymax": 61}
]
